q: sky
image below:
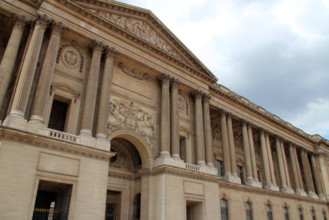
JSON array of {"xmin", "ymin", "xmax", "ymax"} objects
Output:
[{"xmin": 116, "ymin": 0, "xmax": 329, "ymax": 140}]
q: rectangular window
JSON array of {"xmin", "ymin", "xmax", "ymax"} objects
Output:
[
  {"xmin": 238, "ymin": 165, "xmax": 244, "ymax": 184},
  {"xmin": 180, "ymin": 136, "xmax": 187, "ymax": 162},
  {"xmin": 48, "ymin": 99, "xmax": 69, "ymax": 132}
]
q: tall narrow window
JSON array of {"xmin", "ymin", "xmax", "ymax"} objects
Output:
[
  {"xmin": 245, "ymin": 202, "xmax": 253, "ymax": 220},
  {"xmin": 238, "ymin": 165, "xmax": 244, "ymax": 184},
  {"xmin": 298, "ymin": 208, "xmax": 304, "ymax": 220},
  {"xmin": 323, "ymin": 210, "xmax": 327, "ymax": 220},
  {"xmin": 312, "ymin": 209, "xmax": 316, "ymax": 220},
  {"xmin": 283, "ymin": 206, "xmax": 289, "ymax": 220},
  {"xmin": 220, "ymin": 199, "xmax": 228, "ymax": 220},
  {"xmin": 48, "ymin": 99, "xmax": 69, "ymax": 132},
  {"xmin": 217, "ymin": 160, "xmax": 223, "ymax": 177},
  {"xmin": 266, "ymin": 205, "xmax": 272, "ymax": 220}
]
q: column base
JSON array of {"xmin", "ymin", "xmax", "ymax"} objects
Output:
[
  {"xmin": 281, "ymin": 186, "xmax": 294, "ymax": 194},
  {"xmin": 246, "ymin": 178, "xmax": 262, "ymax": 188},
  {"xmin": 3, "ymin": 110, "xmax": 27, "ymax": 130},
  {"xmin": 197, "ymin": 160, "xmax": 206, "ymax": 166},
  {"xmin": 172, "ymin": 154, "xmax": 181, "ymax": 160},
  {"xmin": 96, "ymin": 138, "xmax": 111, "ymax": 151},
  {"xmin": 307, "ymin": 191, "xmax": 319, "ymax": 199},
  {"xmin": 295, "ymin": 188, "xmax": 307, "ymax": 197},
  {"xmin": 207, "ymin": 162, "xmax": 215, "ymax": 169},
  {"xmin": 224, "ymin": 174, "xmax": 241, "ymax": 184},
  {"xmin": 154, "ymin": 155, "xmax": 185, "ymax": 169},
  {"xmin": 318, "ymin": 194, "xmax": 326, "ymax": 201},
  {"xmin": 265, "ymin": 183, "xmax": 280, "ymax": 191},
  {"xmin": 200, "ymin": 165, "xmax": 218, "ymax": 175}
]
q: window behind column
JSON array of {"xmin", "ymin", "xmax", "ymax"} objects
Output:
[
  {"xmin": 298, "ymin": 207, "xmax": 304, "ymax": 220},
  {"xmin": 217, "ymin": 160, "xmax": 223, "ymax": 177},
  {"xmin": 283, "ymin": 206, "xmax": 289, "ymax": 220},
  {"xmin": 266, "ymin": 205, "xmax": 272, "ymax": 220}
]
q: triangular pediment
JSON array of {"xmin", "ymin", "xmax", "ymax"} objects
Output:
[{"xmin": 70, "ymin": 0, "xmax": 217, "ymax": 83}]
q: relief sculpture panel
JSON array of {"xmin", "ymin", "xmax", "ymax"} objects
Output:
[
  {"xmin": 107, "ymin": 99, "xmax": 156, "ymax": 154},
  {"xmin": 89, "ymin": 9, "xmax": 183, "ymax": 61}
]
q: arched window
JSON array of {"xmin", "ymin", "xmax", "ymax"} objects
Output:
[
  {"xmin": 266, "ymin": 205, "xmax": 272, "ymax": 220},
  {"xmin": 298, "ymin": 207, "xmax": 304, "ymax": 220},
  {"xmin": 311, "ymin": 208, "xmax": 316, "ymax": 220},
  {"xmin": 220, "ymin": 199, "xmax": 228, "ymax": 220},
  {"xmin": 245, "ymin": 202, "xmax": 253, "ymax": 220},
  {"xmin": 283, "ymin": 206, "xmax": 289, "ymax": 220}
]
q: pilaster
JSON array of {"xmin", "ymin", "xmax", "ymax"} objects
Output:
[
  {"xmin": 160, "ymin": 74, "xmax": 171, "ymax": 157},
  {"xmin": 194, "ymin": 90, "xmax": 205, "ymax": 166}
]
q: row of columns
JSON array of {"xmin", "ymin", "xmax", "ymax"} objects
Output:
[
  {"xmin": 2, "ymin": 15, "xmax": 116, "ymax": 143},
  {"xmin": 218, "ymin": 112, "xmax": 327, "ymax": 200}
]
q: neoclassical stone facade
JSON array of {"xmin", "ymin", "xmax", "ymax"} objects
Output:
[{"xmin": 0, "ymin": 0, "xmax": 328, "ymax": 219}]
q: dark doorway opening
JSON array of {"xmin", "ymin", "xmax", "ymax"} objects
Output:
[
  {"xmin": 105, "ymin": 190, "xmax": 121, "ymax": 220},
  {"xmin": 33, "ymin": 180, "xmax": 72, "ymax": 220}
]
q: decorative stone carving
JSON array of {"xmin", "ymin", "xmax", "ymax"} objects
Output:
[
  {"xmin": 234, "ymin": 130, "xmax": 242, "ymax": 149},
  {"xmin": 57, "ymin": 42, "xmax": 84, "ymax": 72},
  {"xmin": 89, "ymin": 9, "xmax": 182, "ymax": 60},
  {"xmin": 116, "ymin": 61, "xmax": 153, "ymax": 83},
  {"xmin": 213, "ymin": 125, "xmax": 221, "ymax": 141},
  {"xmin": 177, "ymin": 95, "xmax": 188, "ymax": 115},
  {"xmin": 107, "ymin": 100, "xmax": 156, "ymax": 154}
]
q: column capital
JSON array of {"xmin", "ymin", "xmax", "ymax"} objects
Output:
[
  {"xmin": 90, "ymin": 41, "xmax": 105, "ymax": 55},
  {"xmin": 203, "ymin": 93, "xmax": 211, "ymax": 103},
  {"xmin": 160, "ymin": 73, "xmax": 171, "ymax": 85},
  {"xmin": 171, "ymin": 78, "xmax": 180, "ymax": 88},
  {"xmin": 105, "ymin": 47, "xmax": 117, "ymax": 60},
  {"xmin": 218, "ymin": 109, "xmax": 227, "ymax": 116},
  {"xmin": 34, "ymin": 14, "xmax": 50, "ymax": 29},
  {"xmin": 193, "ymin": 89, "xmax": 203, "ymax": 99},
  {"xmin": 12, "ymin": 16, "xmax": 28, "ymax": 29},
  {"xmin": 50, "ymin": 21, "xmax": 65, "ymax": 36}
]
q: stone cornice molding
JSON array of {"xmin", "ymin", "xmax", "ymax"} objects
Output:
[
  {"xmin": 54, "ymin": 0, "xmax": 217, "ymax": 84},
  {"xmin": 0, "ymin": 127, "xmax": 114, "ymax": 161}
]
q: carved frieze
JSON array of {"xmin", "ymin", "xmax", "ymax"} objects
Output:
[
  {"xmin": 213, "ymin": 124, "xmax": 221, "ymax": 142},
  {"xmin": 116, "ymin": 61, "xmax": 154, "ymax": 83},
  {"xmin": 177, "ymin": 94, "xmax": 188, "ymax": 116},
  {"xmin": 89, "ymin": 9, "xmax": 182, "ymax": 61},
  {"xmin": 107, "ymin": 100, "xmax": 156, "ymax": 154}
]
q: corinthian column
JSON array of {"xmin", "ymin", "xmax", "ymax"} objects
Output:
[
  {"xmin": 0, "ymin": 17, "xmax": 26, "ymax": 110},
  {"xmin": 260, "ymin": 130, "xmax": 271, "ymax": 188},
  {"xmin": 96, "ymin": 47, "xmax": 116, "ymax": 140},
  {"xmin": 203, "ymin": 94, "xmax": 213, "ymax": 167},
  {"xmin": 248, "ymin": 124, "xmax": 259, "ymax": 183},
  {"xmin": 4, "ymin": 15, "xmax": 48, "ymax": 125},
  {"xmin": 220, "ymin": 110, "xmax": 231, "ymax": 177},
  {"xmin": 265, "ymin": 133, "xmax": 277, "ymax": 187},
  {"xmin": 310, "ymin": 154, "xmax": 325, "ymax": 200},
  {"xmin": 300, "ymin": 150, "xmax": 317, "ymax": 199},
  {"xmin": 160, "ymin": 74, "xmax": 171, "ymax": 157},
  {"xmin": 227, "ymin": 113, "xmax": 239, "ymax": 181},
  {"xmin": 171, "ymin": 78, "xmax": 180, "ymax": 159},
  {"xmin": 276, "ymin": 137, "xmax": 288, "ymax": 192},
  {"xmin": 29, "ymin": 22, "xmax": 64, "ymax": 125},
  {"xmin": 242, "ymin": 120, "xmax": 253, "ymax": 184},
  {"xmin": 281, "ymin": 140, "xmax": 293, "ymax": 193},
  {"xmin": 195, "ymin": 90, "xmax": 205, "ymax": 165},
  {"xmin": 80, "ymin": 42, "xmax": 103, "ymax": 137}
]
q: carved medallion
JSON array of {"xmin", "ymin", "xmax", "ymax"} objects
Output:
[{"xmin": 64, "ymin": 50, "xmax": 78, "ymax": 66}]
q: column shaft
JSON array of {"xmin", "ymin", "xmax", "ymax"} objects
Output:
[
  {"xmin": 301, "ymin": 150, "xmax": 315, "ymax": 194},
  {"xmin": 310, "ymin": 154, "xmax": 324, "ymax": 196},
  {"xmin": 289, "ymin": 144, "xmax": 300, "ymax": 190},
  {"xmin": 195, "ymin": 90, "xmax": 205, "ymax": 165},
  {"xmin": 171, "ymin": 79, "xmax": 180, "ymax": 159},
  {"xmin": 7, "ymin": 16, "xmax": 48, "ymax": 118},
  {"xmin": 276, "ymin": 138, "xmax": 287, "ymax": 188},
  {"xmin": 318, "ymin": 154, "xmax": 329, "ymax": 196},
  {"xmin": 0, "ymin": 18, "xmax": 25, "ymax": 109},
  {"xmin": 203, "ymin": 95, "xmax": 214, "ymax": 167},
  {"xmin": 30, "ymin": 22, "xmax": 63, "ymax": 124},
  {"xmin": 260, "ymin": 130, "xmax": 271, "ymax": 186},
  {"xmin": 227, "ymin": 113, "xmax": 237, "ymax": 175},
  {"xmin": 281, "ymin": 140, "xmax": 291, "ymax": 188},
  {"xmin": 80, "ymin": 42, "xmax": 103, "ymax": 136},
  {"xmin": 248, "ymin": 124, "xmax": 258, "ymax": 180},
  {"xmin": 266, "ymin": 133, "xmax": 276, "ymax": 185},
  {"xmin": 220, "ymin": 110, "xmax": 231, "ymax": 176},
  {"xmin": 160, "ymin": 75, "xmax": 171, "ymax": 156},
  {"xmin": 242, "ymin": 121, "xmax": 252, "ymax": 181},
  {"xmin": 96, "ymin": 48, "xmax": 116, "ymax": 139},
  {"xmin": 294, "ymin": 147, "xmax": 304, "ymax": 190}
]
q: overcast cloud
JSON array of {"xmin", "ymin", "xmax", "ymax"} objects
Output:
[{"xmin": 117, "ymin": 0, "xmax": 329, "ymax": 139}]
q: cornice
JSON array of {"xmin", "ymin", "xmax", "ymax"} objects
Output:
[
  {"xmin": 210, "ymin": 84, "xmax": 329, "ymax": 148},
  {"xmin": 0, "ymin": 127, "xmax": 114, "ymax": 161},
  {"xmin": 53, "ymin": 0, "xmax": 217, "ymax": 84}
]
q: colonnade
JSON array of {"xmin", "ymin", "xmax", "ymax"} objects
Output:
[{"xmin": 1, "ymin": 15, "xmax": 116, "ymax": 146}]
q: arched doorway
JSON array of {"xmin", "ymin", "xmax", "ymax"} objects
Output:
[{"xmin": 106, "ymin": 132, "xmax": 152, "ymax": 220}]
